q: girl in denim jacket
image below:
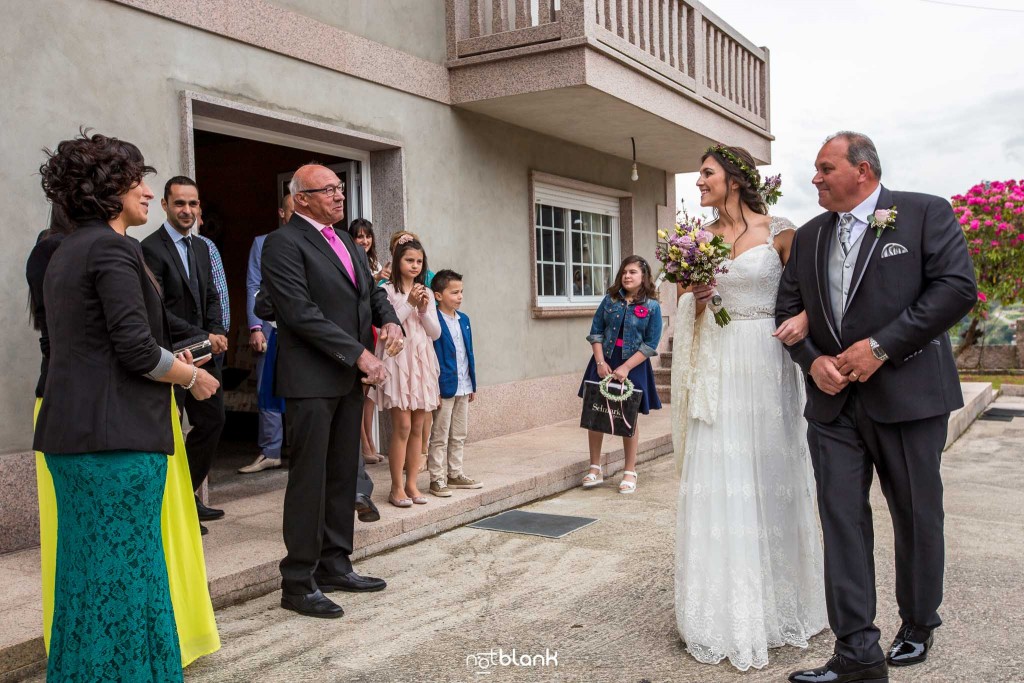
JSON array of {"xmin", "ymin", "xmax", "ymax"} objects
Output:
[{"xmin": 578, "ymin": 255, "xmax": 663, "ymax": 494}]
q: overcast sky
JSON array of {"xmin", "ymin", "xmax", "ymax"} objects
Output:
[{"xmin": 676, "ymin": 0, "xmax": 1024, "ymax": 225}]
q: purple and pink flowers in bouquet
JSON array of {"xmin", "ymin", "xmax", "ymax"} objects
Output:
[{"xmin": 655, "ymin": 207, "xmax": 733, "ymax": 326}]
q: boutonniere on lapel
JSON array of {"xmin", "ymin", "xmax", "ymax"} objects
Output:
[
  {"xmin": 633, "ymin": 305, "xmax": 649, "ymax": 319},
  {"xmin": 868, "ymin": 206, "xmax": 898, "ymax": 238}
]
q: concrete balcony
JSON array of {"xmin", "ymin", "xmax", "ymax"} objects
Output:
[{"xmin": 446, "ymin": 0, "xmax": 772, "ymax": 173}]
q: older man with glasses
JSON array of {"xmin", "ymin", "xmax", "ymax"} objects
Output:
[{"xmin": 256, "ymin": 164, "xmax": 404, "ymax": 619}]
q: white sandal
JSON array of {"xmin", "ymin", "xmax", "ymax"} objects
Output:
[
  {"xmin": 619, "ymin": 471, "xmax": 638, "ymax": 495},
  {"xmin": 581, "ymin": 464, "xmax": 604, "ymax": 488}
]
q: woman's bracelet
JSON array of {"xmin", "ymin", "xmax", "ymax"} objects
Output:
[
  {"xmin": 596, "ymin": 360, "xmax": 607, "ymax": 367},
  {"xmin": 183, "ymin": 365, "xmax": 198, "ymax": 391}
]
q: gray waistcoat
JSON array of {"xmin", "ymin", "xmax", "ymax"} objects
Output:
[{"xmin": 828, "ymin": 228, "xmax": 866, "ymax": 337}]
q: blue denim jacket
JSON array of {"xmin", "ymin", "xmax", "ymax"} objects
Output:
[{"xmin": 587, "ymin": 292, "xmax": 663, "ymax": 360}]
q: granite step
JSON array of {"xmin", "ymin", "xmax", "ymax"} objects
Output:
[{"xmin": 0, "ymin": 411, "xmax": 675, "ymax": 681}]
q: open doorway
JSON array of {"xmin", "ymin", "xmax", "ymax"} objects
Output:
[{"xmin": 191, "ymin": 127, "xmax": 371, "ymax": 487}]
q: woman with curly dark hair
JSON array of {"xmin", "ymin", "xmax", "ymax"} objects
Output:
[{"xmin": 33, "ymin": 130, "xmax": 220, "ymax": 682}]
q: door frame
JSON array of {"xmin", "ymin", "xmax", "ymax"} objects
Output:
[{"xmin": 196, "ymin": 116, "xmax": 372, "ymax": 223}]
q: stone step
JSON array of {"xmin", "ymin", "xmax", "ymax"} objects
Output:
[
  {"xmin": 656, "ymin": 384, "xmax": 671, "ymax": 404},
  {"xmin": 658, "ymin": 351, "xmax": 673, "ymax": 368},
  {"xmin": 653, "ymin": 367, "xmax": 671, "ymax": 384},
  {"xmin": 0, "ymin": 412, "xmax": 676, "ymax": 681}
]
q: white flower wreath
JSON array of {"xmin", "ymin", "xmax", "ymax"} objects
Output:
[{"xmin": 599, "ymin": 375, "xmax": 635, "ymax": 402}]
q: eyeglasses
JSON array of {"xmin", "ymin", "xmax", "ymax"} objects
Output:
[{"xmin": 298, "ymin": 182, "xmax": 345, "ymax": 198}]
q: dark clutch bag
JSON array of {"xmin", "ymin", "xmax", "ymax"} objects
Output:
[
  {"xmin": 580, "ymin": 380, "xmax": 642, "ymax": 438},
  {"xmin": 171, "ymin": 335, "xmax": 213, "ymax": 363}
]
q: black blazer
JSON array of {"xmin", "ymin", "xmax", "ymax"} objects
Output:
[
  {"xmin": 141, "ymin": 224, "xmax": 225, "ymax": 343},
  {"xmin": 257, "ymin": 214, "xmax": 400, "ymax": 398},
  {"xmin": 34, "ymin": 221, "xmax": 174, "ymax": 455},
  {"xmin": 776, "ymin": 186, "xmax": 977, "ymax": 424},
  {"xmin": 26, "ymin": 232, "xmax": 65, "ymax": 398}
]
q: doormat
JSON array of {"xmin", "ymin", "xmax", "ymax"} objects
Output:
[
  {"xmin": 468, "ymin": 510, "xmax": 597, "ymax": 539},
  {"xmin": 979, "ymin": 407, "xmax": 1024, "ymax": 421}
]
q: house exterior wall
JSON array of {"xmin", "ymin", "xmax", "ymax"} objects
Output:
[
  {"xmin": 2, "ymin": 0, "xmax": 668, "ymax": 467},
  {"xmin": 267, "ymin": 0, "xmax": 449, "ymax": 64}
]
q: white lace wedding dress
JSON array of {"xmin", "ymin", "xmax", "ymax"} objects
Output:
[{"xmin": 672, "ymin": 218, "xmax": 827, "ymax": 671}]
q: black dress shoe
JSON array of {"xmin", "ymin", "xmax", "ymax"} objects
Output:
[
  {"xmin": 887, "ymin": 624, "xmax": 933, "ymax": 667},
  {"xmin": 315, "ymin": 571, "xmax": 387, "ymax": 593},
  {"xmin": 354, "ymin": 494, "xmax": 381, "ymax": 523},
  {"xmin": 200, "ymin": 524, "xmax": 208, "ymax": 536},
  {"xmin": 280, "ymin": 589, "xmax": 344, "ymax": 618},
  {"xmin": 194, "ymin": 496, "xmax": 225, "ymax": 521},
  {"xmin": 788, "ymin": 654, "xmax": 888, "ymax": 683}
]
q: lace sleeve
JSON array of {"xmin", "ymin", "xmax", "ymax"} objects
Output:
[{"xmin": 769, "ymin": 215, "xmax": 797, "ymax": 238}]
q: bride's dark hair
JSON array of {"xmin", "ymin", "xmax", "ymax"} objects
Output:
[
  {"xmin": 700, "ymin": 145, "xmax": 767, "ymax": 251},
  {"xmin": 701, "ymin": 145, "xmax": 767, "ymax": 217}
]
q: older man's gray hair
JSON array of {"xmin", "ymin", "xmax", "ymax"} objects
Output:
[{"xmin": 824, "ymin": 131, "xmax": 882, "ymax": 180}]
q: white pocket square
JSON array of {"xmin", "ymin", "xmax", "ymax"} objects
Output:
[{"xmin": 880, "ymin": 243, "xmax": 909, "ymax": 258}]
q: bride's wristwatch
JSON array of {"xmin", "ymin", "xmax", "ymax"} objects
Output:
[{"xmin": 869, "ymin": 337, "xmax": 889, "ymax": 362}]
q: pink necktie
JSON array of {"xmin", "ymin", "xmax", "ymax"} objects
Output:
[{"xmin": 320, "ymin": 225, "xmax": 356, "ymax": 284}]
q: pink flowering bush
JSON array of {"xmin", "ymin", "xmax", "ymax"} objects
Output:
[{"xmin": 951, "ymin": 179, "xmax": 1024, "ymax": 352}]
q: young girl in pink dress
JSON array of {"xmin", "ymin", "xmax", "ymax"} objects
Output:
[{"xmin": 370, "ymin": 235, "xmax": 441, "ymax": 507}]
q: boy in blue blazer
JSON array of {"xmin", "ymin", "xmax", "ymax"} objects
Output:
[{"xmin": 427, "ymin": 270, "xmax": 482, "ymax": 497}]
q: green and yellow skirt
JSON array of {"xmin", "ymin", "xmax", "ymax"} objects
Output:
[{"xmin": 35, "ymin": 393, "xmax": 221, "ymax": 668}]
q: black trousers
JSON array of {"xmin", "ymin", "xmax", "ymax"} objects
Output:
[
  {"xmin": 174, "ymin": 362, "xmax": 225, "ymax": 493},
  {"xmin": 280, "ymin": 383, "xmax": 364, "ymax": 595},
  {"xmin": 807, "ymin": 390, "xmax": 946, "ymax": 664},
  {"xmin": 356, "ymin": 454, "xmax": 373, "ymax": 498}
]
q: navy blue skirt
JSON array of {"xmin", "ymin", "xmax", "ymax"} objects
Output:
[{"xmin": 578, "ymin": 346, "xmax": 662, "ymax": 415}]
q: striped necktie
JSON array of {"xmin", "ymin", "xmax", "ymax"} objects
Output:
[{"xmin": 838, "ymin": 213, "xmax": 854, "ymax": 255}]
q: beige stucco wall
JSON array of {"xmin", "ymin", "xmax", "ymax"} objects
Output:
[
  {"xmin": 267, "ymin": 0, "xmax": 448, "ymax": 64},
  {"xmin": 0, "ymin": 0, "xmax": 668, "ymax": 455}
]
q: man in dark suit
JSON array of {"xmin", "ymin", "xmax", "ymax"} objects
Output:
[
  {"xmin": 259, "ymin": 164, "xmax": 403, "ymax": 618},
  {"xmin": 777, "ymin": 132, "xmax": 976, "ymax": 683},
  {"xmin": 142, "ymin": 176, "xmax": 229, "ymax": 525}
]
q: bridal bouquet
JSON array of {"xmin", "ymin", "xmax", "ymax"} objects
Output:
[{"xmin": 655, "ymin": 208, "xmax": 732, "ymax": 326}]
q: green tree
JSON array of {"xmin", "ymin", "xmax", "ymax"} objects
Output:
[{"xmin": 951, "ymin": 179, "xmax": 1024, "ymax": 354}]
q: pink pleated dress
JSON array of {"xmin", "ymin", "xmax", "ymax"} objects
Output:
[{"xmin": 370, "ymin": 283, "xmax": 441, "ymax": 411}]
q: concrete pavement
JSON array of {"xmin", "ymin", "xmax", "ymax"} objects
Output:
[{"xmin": 45, "ymin": 393, "xmax": 1015, "ymax": 683}]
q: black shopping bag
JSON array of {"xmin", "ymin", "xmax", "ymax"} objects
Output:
[{"xmin": 580, "ymin": 380, "xmax": 642, "ymax": 438}]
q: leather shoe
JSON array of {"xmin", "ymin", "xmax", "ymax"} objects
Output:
[
  {"xmin": 194, "ymin": 496, "xmax": 225, "ymax": 521},
  {"xmin": 200, "ymin": 524, "xmax": 208, "ymax": 536},
  {"xmin": 354, "ymin": 494, "xmax": 381, "ymax": 523},
  {"xmin": 315, "ymin": 571, "xmax": 387, "ymax": 593},
  {"xmin": 280, "ymin": 589, "xmax": 344, "ymax": 618},
  {"xmin": 887, "ymin": 624, "xmax": 933, "ymax": 667},
  {"xmin": 788, "ymin": 654, "xmax": 888, "ymax": 682}
]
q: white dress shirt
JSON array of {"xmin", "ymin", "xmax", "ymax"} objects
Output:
[{"xmin": 838, "ymin": 183, "xmax": 883, "ymax": 246}]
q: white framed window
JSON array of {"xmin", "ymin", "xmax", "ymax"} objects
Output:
[{"xmin": 534, "ymin": 182, "xmax": 620, "ymax": 307}]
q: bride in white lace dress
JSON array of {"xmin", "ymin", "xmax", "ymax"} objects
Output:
[{"xmin": 672, "ymin": 145, "xmax": 827, "ymax": 671}]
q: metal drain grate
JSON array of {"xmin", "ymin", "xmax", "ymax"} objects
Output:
[
  {"xmin": 979, "ymin": 407, "xmax": 1024, "ymax": 421},
  {"xmin": 468, "ymin": 510, "xmax": 597, "ymax": 539}
]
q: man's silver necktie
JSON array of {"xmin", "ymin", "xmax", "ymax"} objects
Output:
[{"xmin": 838, "ymin": 213, "xmax": 854, "ymax": 255}]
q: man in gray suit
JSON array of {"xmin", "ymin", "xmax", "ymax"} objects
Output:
[{"xmin": 777, "ymin": 132, "xmax": 976, "ymax": 683}]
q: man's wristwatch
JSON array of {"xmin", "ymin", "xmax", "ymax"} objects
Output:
[{"xmin": 869, "ymin": 337, "xmax": 889, "ymax": 362}]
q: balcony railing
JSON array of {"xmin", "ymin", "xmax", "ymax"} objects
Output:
[{"xmin": 446, "ymin": 0, "xmax": 770, "ymax": 132}]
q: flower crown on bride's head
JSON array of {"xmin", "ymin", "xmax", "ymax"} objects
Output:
[{"xmin": 705, "ymin": 144, "xmax": 783, "ymax": 207}]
